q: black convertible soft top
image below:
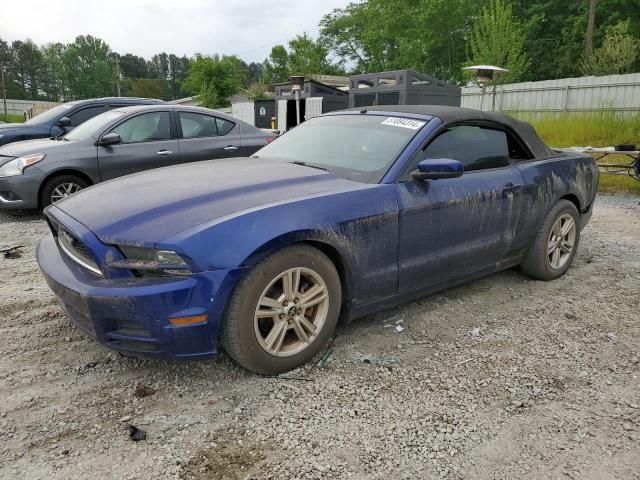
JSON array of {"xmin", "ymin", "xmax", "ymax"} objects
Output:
[{"xmin": 346, "ymin": 105, "xmax": 558, "ymax": 160}]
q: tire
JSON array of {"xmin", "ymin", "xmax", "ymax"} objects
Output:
[
  {"xmin": 40, "ymin": 174, "xmax": 89, "ymax": 209},
  {"xmin": 221, "ymin": 244, "xmax": 342, "ymax": 375},
  {"xmin": 521, "ymin": 199, "xmax": 580, "ymax": 281}
]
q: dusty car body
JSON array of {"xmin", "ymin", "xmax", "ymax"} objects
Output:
[{"xmin": 36, "ymin": 106, "xmax": 599, "ymax": 374}]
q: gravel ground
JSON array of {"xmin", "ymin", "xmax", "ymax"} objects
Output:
[{"xmin": 1, "ymin": 194, "xmax": 639, "ymax": 480}]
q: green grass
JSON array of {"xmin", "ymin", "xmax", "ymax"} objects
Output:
[
  {"xmin": 513, "ymin": 111, "xmax": 640, "ymax": 148},
  {"xmin": 1, "ymin": 113, "xmax": 25, "ymax": 123},
  {"xmin": 511, "ymin": 111, "xmax": 640, "ymax": 194}
]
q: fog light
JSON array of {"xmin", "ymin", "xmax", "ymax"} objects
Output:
[{"xmin": 169, "ymin": 314, "xmax": 208, "ymax": 326}]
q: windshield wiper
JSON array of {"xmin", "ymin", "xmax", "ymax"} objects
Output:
[{"xmin": 289, "ymin": 160, "xmax": 329, "ymax": 172}]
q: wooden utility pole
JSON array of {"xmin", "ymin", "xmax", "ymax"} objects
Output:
[{"xmin": 585, "ymin": 0, "xmax": 597, "ymax": 59}]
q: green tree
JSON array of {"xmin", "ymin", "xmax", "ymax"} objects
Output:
[
  {"xmin": 123, "ymin": 78, "xmax": 167, "ymax": 99},
  {"xmin": 468, "ymin": 0, "xmax": 529, "ymax": 83},
  {"xmin": 183, "ymin": 54, "xmax": 243, "ymax": 108},
  {"xmin": 40, "ymin": 43, "xmax": 66, "ymax": 101},
  {"xmin": 63, "ymin": 35, "xmax": 115, "ymax": 99},
  {"xmin": 582, "ymin": 20, "xmax": 640, "ymax": 75},
  {"xmin": 262, "ymin": 34, "xmax": 344, "ymax": 83},
  {"xmin": 320, "ymin": 0, "xmax": 476, "ymax": 83},
  {"xmin": 263, "ymin": 45, "xmax": 290, "ymax": 83},
  {"xmin": 10, "ymin": 39, "xmax": 44, "ymax": 99}
]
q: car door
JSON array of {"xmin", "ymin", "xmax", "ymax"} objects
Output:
[
  {"xmin": 177, "ymin": 111, "xmax": 242, "ymax": 163},
  {"xmin": 396, "ymin": 124, "xmax": 526, "ymax": 292},
  {"xmin": 97, "ymin": 110, "xmax": 179, "ymax": 181}
]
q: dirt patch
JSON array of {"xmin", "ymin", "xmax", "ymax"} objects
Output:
[{"xmin": 0, "ymin": 195, "xmax": 639, "ymax": 479}]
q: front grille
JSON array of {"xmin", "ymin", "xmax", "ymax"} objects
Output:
[{"xmin": 56, "ymin": 226, "xmax": 102, "ymax": 275}]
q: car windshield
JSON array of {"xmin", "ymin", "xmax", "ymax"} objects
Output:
[
  {"xmin": 255, "ymin": 114, "xmax": 427, "ymax": 183},
  {"xmin": 64, "ymin": 111, "xmax": 125, "ymax": 142},
  {"xmin": 24, "ymin": 104, "xmax": 73, "ymax": 125}
]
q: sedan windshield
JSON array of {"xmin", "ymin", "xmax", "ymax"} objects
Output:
[
  {"xmin": 65, "ymin": 111, "xmax": 125, "ymax": 142},
  {"xmin": 255, "ymin": 114, "xmax": 427, "ymax": 183}
]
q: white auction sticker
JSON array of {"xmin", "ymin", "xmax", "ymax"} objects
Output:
[{"xmin": 381, "ymin": 117, "xmax": 426, "ymax": 130}]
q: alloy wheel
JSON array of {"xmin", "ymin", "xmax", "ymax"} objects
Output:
[
  {"xmin": 254, "ymin": 267, "xmax": 329, "ymax": 357},
  {"xmin": 547, "ymin": 213, "xmax": 576, "ymax": 269},
  {"xmin": 50, "ymin": 182, "xmax": 83, "ymax": 203}
]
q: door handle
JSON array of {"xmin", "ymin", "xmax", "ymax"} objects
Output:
[
  {"xmin": 224, "ymin": 145, "xmax": 239, "ymax": 151},
  {"xmin": 156, "ymin": 150, "xmax": 173, "ymax": 156},
  {"xmin": 502, "ymin": 183, "xmax": 522, "ymax": 198}
]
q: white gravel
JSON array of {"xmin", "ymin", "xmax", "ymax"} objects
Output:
[{"xmin": 1, "ymin": 194, "xmax": 639, "ymax": 480}]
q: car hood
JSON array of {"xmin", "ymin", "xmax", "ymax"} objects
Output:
[
  {"xmin": 52, "ymin": 157, "xmax": 368, "ymax": 245},
  {"xmin": 0, "ymin": 137, "xmax": 69, "ymax": 161},
  {"xmin": 0, "ymin": 123, "xmax": 28, "ymax": 133}
]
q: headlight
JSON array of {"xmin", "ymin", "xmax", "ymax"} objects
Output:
[
  {"xmin": 109, "ymin": 245, "xmax": 192, "ymax": 275},
  {"xmin": 0, "ymin": 153, "xmax": 46, "ymax": 177}
]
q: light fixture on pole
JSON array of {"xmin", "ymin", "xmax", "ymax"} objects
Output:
[
  {"xmin": 463, "ymin": 65, "xmax": 508, "ymax": 111},
  {"xmin": 289, "ymin": 76, "xmax": 305, "ymax": 126}
]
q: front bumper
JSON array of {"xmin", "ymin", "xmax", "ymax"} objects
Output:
[
  {"xmin": 37, "ymin": 234, "xmax": 244, "ymax": 359},
  {"xmin": 0, "ymin": 168, "xmax": 42, "ymax": 209}
]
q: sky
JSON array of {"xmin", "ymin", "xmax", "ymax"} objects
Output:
[{"xmin": 0, "ymin": 0, "xmax": 352, "ymax": 62}]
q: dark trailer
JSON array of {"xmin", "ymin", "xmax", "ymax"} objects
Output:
[
  {"xmin": 274, "ymin": 78, "xmax": 349, "ymax": 131},
  {"xmin": 349, "ymin": 69, "xmax": 461, "ymax": 108}
]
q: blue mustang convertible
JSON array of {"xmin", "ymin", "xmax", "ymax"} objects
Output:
[{"xmin": 36, "ymin": 106, "xmax": 599, "ymax": 374}]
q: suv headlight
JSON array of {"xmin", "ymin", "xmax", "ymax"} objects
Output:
[
  {"xmin": 109, "ymin": 245, "xmax": 192, "ymax": 276},
  {"xmin": 0, "ymin": 153, "xmax": 46, "ymax": 177}
]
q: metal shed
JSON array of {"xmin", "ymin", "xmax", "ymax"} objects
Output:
[
  {"xmin": 349, "ymin": 70, "xmax": 461, "ymax": 108},
  {"xmin": 274, "ymin": 79, "xmax": 349, "ymax": 131}
]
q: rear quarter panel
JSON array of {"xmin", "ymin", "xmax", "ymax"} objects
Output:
[{"xmin": 513, "ymin": 152, "xmax": 598, "ymax": 251}]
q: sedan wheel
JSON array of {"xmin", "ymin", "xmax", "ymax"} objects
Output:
[
  {"xmin": 254, "ymin": 267, "xmax": 329, "ymax": 357},
  {"xmin": 222, "ymin": 245, "xmax": 341, "ymax": 375},
  {"xmin": 50, "ymin": 182, "xmax": 83, "ymax": 204}
]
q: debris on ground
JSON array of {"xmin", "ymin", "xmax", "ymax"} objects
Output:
[
  {"xmin": 133, "ymin": 384, "xmax": 157, "ymax": 398},
  {"xmin": 1, "ymin": 245, "xmax": 24, "ymax": 259},
  {"xmin": 607, "ymin": 332, "xmax": 618, "ymax": 342},
  {"xmin": 470, "ymin": 327, "xmax": 482, "ymax": 337},
  {"xmin": 128, "ymin": 425, "xmax": 147, "ymax": 441}
]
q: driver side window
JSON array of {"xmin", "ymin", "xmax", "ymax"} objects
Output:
[
  {"xmin": 110, "ymin": 112, "xmax": 172, "ymax": 144},
  {"xmin": 421, "ymin": 126, "xmax": 510, "ymax": 172}
]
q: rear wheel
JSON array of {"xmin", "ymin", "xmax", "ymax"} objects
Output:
[
  {"xmin": 40, "ymin": 174, "xmax": 89, "ymax": 208},
  {"xmin": 521, "ymin": 200, "xmax": 580, "ymax": 280},
  {"xmin": 221, "ymin": 245, "xmax": 341, "ymax": 375}
]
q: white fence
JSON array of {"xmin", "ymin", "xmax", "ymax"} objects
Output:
[
  {"xmin": 461, "ymin": 72, "xmax": 640, "ymax": 114},
  {"xmin": 2, "ymin": 99, "xmax": 60, "ymax": 118}
]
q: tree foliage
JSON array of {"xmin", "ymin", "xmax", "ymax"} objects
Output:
[
  {"xmin": 183, "ymin": 54, "xmax": 243, "ymax": 108},
  {"xmin": 468, "ymin": 0, "xmax": 529, "ymax": 82},
  {"xmin": 582, "ymin": 20, "xmax": 640, "ymax": 75},
  {"xmin": 263, "ymin": 34, "xmax": 344, "ymax": 83}
]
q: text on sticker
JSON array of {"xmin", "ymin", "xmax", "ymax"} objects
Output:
[{"xmin": 381, "ymin": 117, "xmax": 426, "ymax": 130}]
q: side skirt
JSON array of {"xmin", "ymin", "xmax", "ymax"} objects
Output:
[{"xmin": 347, "ymin": 255, "xmax": 524, "ymax": 322}]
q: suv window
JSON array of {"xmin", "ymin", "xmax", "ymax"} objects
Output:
[
  {"xmin": 110, "ymin": 112, "xmax": 172, "ymax": 144},
  {"xmin": 422, "ymin": 126, "xmax": 510, "ymax": 172},
  {"xmin": 216, "ymin": 117, "xmax": 235, "ymax": 136},
  {"xmin": 179, "ymin": 112, "xmax": 219, "ymax": 138},
  {"xmin": 68, "ymin": 106, "xmax": 105, "ymax": 126}
]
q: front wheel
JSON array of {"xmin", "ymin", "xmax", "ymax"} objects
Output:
[
  {"xmin": 221, "ymin": 245, "xmax": 342, "ymax": 375},
  {"xmin": 40, "ymin": 174, "xmax": 89, "ymax": 208},
  {"xmin": 521, "ymin": 199, "xmax": 580, "ymax": 280}
]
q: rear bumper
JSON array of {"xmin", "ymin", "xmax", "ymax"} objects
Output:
[{"xmin": 37, "ymin": 234, "xmax": 244, "ymax": 359}]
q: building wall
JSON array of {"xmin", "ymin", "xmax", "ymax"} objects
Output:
[{"xmin": 461, "ymin": 73, "xmax": 640, "ymax": 114}]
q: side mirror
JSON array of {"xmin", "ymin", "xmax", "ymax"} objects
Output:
[
  {"xmin": 411, "ymin": 158, "xmax": 464, "ymax": 181},
  {"xmin": 57, "ymin": 116, "xmax": 71, "ymax": 128},
  {"xmin": 99, "ymin": 132, "xmax": 121, "ymax": 146}
]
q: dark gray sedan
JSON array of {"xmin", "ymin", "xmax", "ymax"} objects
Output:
[{"xmin": 0, "ymin": 105, "xmax": 276, "ymax": 209}]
